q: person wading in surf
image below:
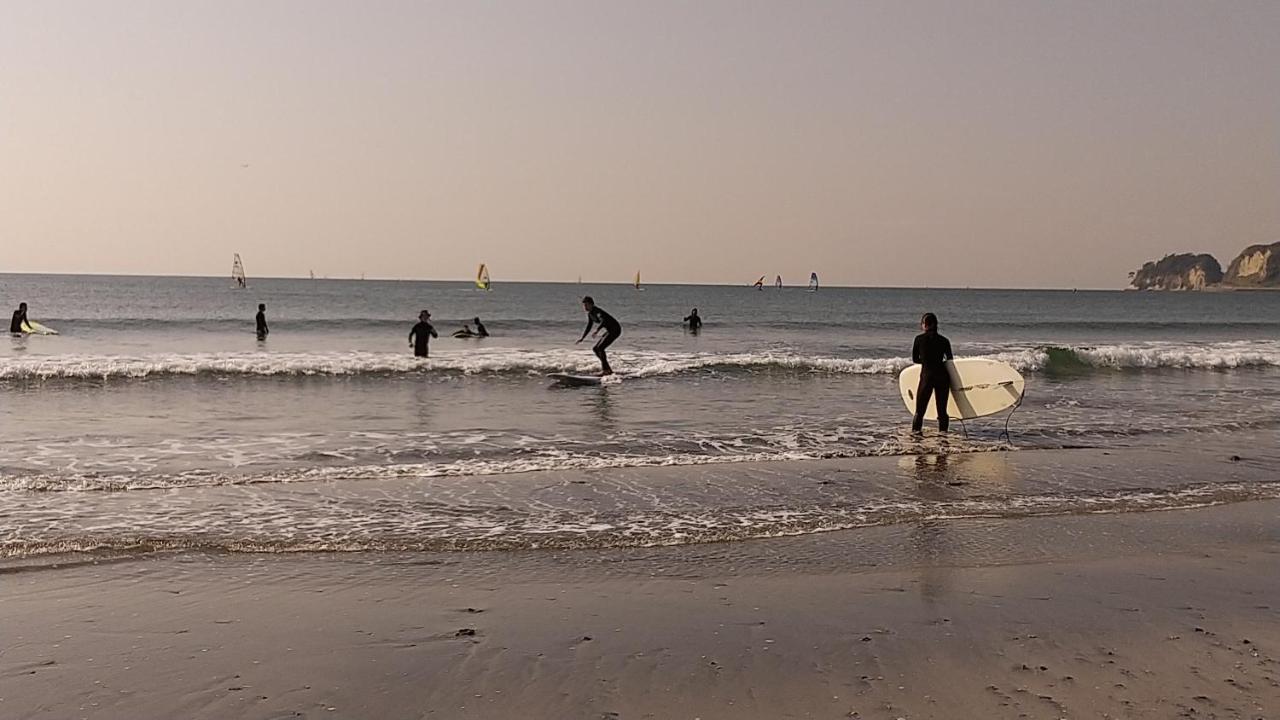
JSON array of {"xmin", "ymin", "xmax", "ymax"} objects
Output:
[
  {"xmin": 911, "ymin": 312, "xmax": 954, "ymax": 433},
  {"xmin": 577, "ymin": 296, "xmax": 622, "ymax": 375},
  {"xmin": 9, "ymin": 302, "xmax": 28, "ymax": 333},
  {"xmin": 255, "ymin": 303, "xmax": 269, "ymax": 340},
  {"xmin": 409, "ymin": 310, "xmax": 438, "ymax": 358},
  {"xmin": 683, "ymin": 308, "xmax": 702, "ymax": 333}
]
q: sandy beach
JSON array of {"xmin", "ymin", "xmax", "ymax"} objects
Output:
[{"xmin": 4, "ymin": 496, "xmax": 1278, "ymax": 720}]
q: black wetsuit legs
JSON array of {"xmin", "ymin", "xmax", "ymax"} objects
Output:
[
  {"xmin": 593, "ymin": 330, "xmax": 619, "ymax": 374},
  {"xmin": 912, "ymin": 371, "xmax": 951, "ymax": 433}
]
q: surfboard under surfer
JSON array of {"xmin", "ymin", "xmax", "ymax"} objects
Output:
[
  {"xmin": 409, "ymin": 310, "xmax": 438, "ymax": 357},
  {"xmin": 577, "ymin": 296, "xmax": 621, "ymax": 375},
  {"xmin": 911, "ymin": 312, "xmax": 954, "ymax": 433}
]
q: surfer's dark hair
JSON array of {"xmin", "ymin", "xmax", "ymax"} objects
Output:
[
  {"xmin": 582, "ymin": 296, "xmax": 595, "ymax": 305},
  {"xmin": 921, "ymin": 312, "xmax": 938, "ymax": 330}
]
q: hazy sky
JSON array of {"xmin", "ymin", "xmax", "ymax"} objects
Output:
[{"xmin": 2, "ymin": 1, "xmax": 1277, "ymax": 287}]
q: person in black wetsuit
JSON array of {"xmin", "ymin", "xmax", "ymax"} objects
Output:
[
  {"xmin": 473, "ymin": 317, "xmax": 488, "ymax": 338},
  {"xmin": 683, "ymin": 308, "xmax": 702, "ymax": 333},
  {"xmin": 409, "ymin": 310, "xmax": 438, "ymax": 357},
  {"xmin": 911, "ymin": 312, "xmax": 954, "ymax": 433},
  {"xmin": 9, "ymin": 302, "xmax": 27, "ymax": 333},
  {"xmin": 255, "ymin": 303, "xmax": 269, "ymax": 340},
  {"xmin": 577, "ymin": 296, "xmax": 622, "ymax": 375}
]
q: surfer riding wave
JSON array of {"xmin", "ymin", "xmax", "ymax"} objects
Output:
[{"xmin": 577, "ymin": 296, "xmax": 622, "ymax": 375}]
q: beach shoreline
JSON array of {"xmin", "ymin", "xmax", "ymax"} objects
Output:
[{"xmin": 4, "ymin": 499, "xmax": 1278, "ymax": 719}]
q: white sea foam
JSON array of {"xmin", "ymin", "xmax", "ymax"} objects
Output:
[{"xmin": 3, "ymin": 342, "xmax": 1278, "ymax": 381}]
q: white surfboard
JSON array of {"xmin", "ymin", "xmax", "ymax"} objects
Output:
[
  {"xmin": 548, "ymin": 373, "xmax": 624, "ymax": 387},
  {"xmin": 549, "ymin": 373, "xmax": 605, "ymax": 386},
  {"xmin": 20, "ymin": 321, "xmax": 59, "ymax": 336},
  {"xmin": 898, "ymin": 358, "xmax": 1024, "ymax": 420}
]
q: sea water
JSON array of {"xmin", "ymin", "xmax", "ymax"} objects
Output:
[{"xmin": 2, "ymin": 274, "xmax": 1278, "ymax": 556}]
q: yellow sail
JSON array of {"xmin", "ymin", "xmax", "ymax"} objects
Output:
[
  {"xmin": 634, "ymin": 271, "xmax": 641, "ymax": 290},
  {"xmin": 476, "ymin": 263, "xmax": 491, "ymax": 290}
]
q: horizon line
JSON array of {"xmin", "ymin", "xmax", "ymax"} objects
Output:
[{"xmin": 0, "ymin": 270, "xmax": 1123, "ymax": 292}]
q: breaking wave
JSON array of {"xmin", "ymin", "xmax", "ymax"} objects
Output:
[{"xmin": 2, "ymin": 342, "xmax": 1279, "ymax": 381}]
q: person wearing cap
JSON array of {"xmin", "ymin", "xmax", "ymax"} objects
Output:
[{"xmin": 409, "ymin": 310, "xmax": 438, "ymax": 357}]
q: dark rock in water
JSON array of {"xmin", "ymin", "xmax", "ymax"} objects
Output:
[
  {"xmin": 456, "ymin": 628, "xmax": 477, "ymax": 637},
  {"xmin": 1224, "ymin": 241, "xmax": 1280, "ymax": 287},
  {"xmin": 1129, "ymin": 253, "xmax": 1223, "ymax": 290}
]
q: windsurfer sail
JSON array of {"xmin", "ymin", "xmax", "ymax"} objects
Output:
[
  {"xmin": 634, "ymin": 271, "xmax": 642, "ymax": 290},
  {"xmin": 808, "ymin": 272, "xmax": 819, "ymax": 292},
  {"xmin": 232, "ymin": 254, "xmax": 247, "ymax": 289},
  {"xmin": 774, "ymin": 275, "xmax": 783, "ymax": 289},
  {"xmin": 476, "ymin": 263, "xmax": 492, "ymax": 291},
  {"xmin": 753, "ymin": 276, "xmax": 765, "ymax": 290}
]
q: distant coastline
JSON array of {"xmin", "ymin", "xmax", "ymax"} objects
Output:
[{"xmin": 1129, "ymin": 241, "xmax": 1280, "ymax": 290}]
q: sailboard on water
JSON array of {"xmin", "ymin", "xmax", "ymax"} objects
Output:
[
  {"xmin": 808, "ymin": 272, "xmax": 819, "ymax": 292},
  {"xmin": 775, "ymin": 275, "xmax": 783, "ymax": 290},
  {"xmin": 476, "ymin": 263, "xmax": 492, "ymax": 291},
  {"xmin": 232, "ymin": 254, "xmax": 247, "ymax": 289}
]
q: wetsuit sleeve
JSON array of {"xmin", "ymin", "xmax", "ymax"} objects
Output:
[
  {"xmin": 409, "ymin": 326, "xmax": 417, "ymax": 343},
  {"xmin": 912, "ymin": 336, "xmax": 922, "ymax": 364},
  {"xmin": 579, "ymin": 315, "xmax": 595, "ymax": 341},
  {"xmin": 429, "ymin": 323, "xmax": 438, "ymax": 338},
  {"xmin": 944, "ymin": 338, "xmax": 953, "ymax": 361}
]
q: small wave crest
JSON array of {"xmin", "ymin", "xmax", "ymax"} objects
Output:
[
  {"xmin": 2, "ymin": 342, "xmax": 1278, "ymax": 381},
  {"xmin": 3, "ymin": 479, "xmax": 1277, "ymax": 557}
]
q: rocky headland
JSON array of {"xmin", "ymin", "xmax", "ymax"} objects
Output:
[{"xmin": 1130, "ymin": 241, "xmax": 1280, "ymax": 290}]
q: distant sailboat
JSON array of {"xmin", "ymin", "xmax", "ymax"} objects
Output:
[
  {"xmin": 232, "ymin": 254, "xmax": 247, "ymax": 289},
  {"xmin": 753, "ymin": 276, "xmax": 765, "ymax": 291},
  {"xmin": 774, "ymin": 275, "xmax": 783, "ymax": 290},
  {"xmin": 808, "ymin": 272, "xmax": 819, "ymax": 292},
  {"xmin": 476, "ymin": 263, "xmax": 492, "ymax": 291},
  {"xmin": 309, "ymin": 270, "xmax": 315, "ymax": 281}
]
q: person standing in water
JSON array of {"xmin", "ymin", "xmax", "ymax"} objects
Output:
[
  {"xmin": 577, "ymin": 296, "xmax": 622, "ymax": 375},
  {"xmin": 683, "ymin": 308, "xmax": 702, "ymax": 333},
  {"xmin": 255, "ymin": 303, "xmax": 269, "ymax": 340},
  {"xmin": 409, "ymin": 310, "xmax": 438, "ymax": 357},
  {"xmin": 473, "ymin": 317, "xmax": 488, "ymax": 338},
  {"xmin": 911, "ymin": 312, "xmax": 954, "ymax": 433},
  {"xmin": 9, "ymin": 302, "xmax": 28, "ymax": 333}
]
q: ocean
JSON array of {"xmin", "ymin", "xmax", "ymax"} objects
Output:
[{"xmin": 3, "ymin": 273, "xmax": 1279, "ymax": 558}]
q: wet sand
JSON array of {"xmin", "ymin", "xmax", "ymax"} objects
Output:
[{"xmin": 3, "ymin": 498, "xmax": 1279, "ymax": 719}]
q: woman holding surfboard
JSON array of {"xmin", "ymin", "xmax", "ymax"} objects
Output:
[{"xmin": 910, "ymin": 312, "xmax": 954, "ymax": 433}]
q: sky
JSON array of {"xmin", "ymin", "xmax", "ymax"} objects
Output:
[{"xmin": 1, "ymin": 0, "xmax": 1277, "ymax": 288}]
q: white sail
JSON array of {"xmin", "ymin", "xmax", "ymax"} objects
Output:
[
  {"xmin": 808, "ymin": 272, "xmax": 818, "ymax": 292},
  {"xmin": 775, "ymin": 275, "xmax": 783, "ymax": 289},
  {"xmin": 232, "ymin": 254, "xmax": 247, "ymax": 289}
]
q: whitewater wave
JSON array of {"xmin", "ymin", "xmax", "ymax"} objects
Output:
[
  {"xmin": 4, "ymin": 479, "xmax": 1277, "ymax": 557},
  {"xmin": 3, "ymin": 342, "xmax": 1279, "ymax": 381},
  {"xmin": 0, "ymin": 438, "xmax": 1012, "ymax": 492}
]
